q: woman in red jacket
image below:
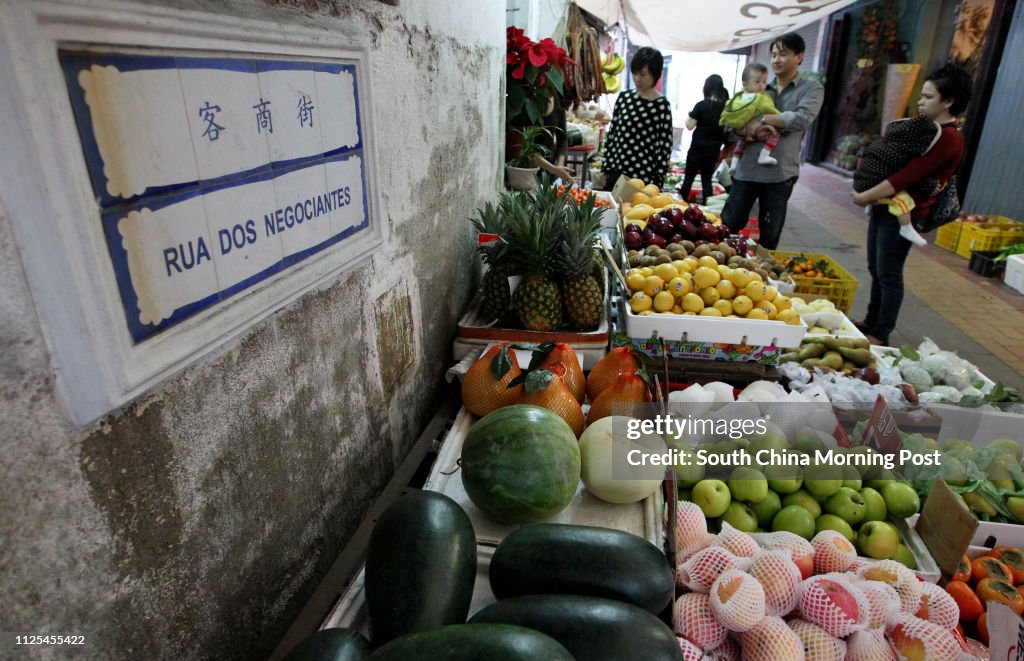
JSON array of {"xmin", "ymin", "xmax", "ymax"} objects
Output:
[{"xmin": 851, "ymin": 65, "xmax": 973, "ymax": 346}]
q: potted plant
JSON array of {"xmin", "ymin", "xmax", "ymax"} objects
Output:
[
  {"xmin": 505, "ymin": 125, "xmax": 552, "ymax": 191},
  {"xmin": 505, "ymin": 26, "xmax": 575, "ymax": 127}
]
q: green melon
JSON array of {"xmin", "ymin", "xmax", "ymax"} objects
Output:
[{"xmin": 460, "ymin": 405, "xmax": 581, "ymax": 524}]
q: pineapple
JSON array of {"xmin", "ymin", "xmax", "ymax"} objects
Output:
[
  {"xmin": 505, "ymin": 190, "xmax": 563, "ymax": 331},
  {"xmin": 559, "ymin": 194, "xmax": 605, "ymax": 330},
  {"xmin": 468, "ymin": 200, "xmax": 510, "ymax": 321}
]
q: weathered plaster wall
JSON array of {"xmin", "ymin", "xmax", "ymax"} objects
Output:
[{"xmin": 0, "ymin": 0, "xmax": 502, "ymax": 658}]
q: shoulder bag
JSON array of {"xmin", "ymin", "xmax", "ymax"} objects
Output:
[{"xmin": 913, "ymin": 176, "xmax": 960, "ymax": 234}]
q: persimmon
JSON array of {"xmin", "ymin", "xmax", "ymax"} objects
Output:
[
  {"xmin": 946, "ymin": 580, "xmax": 983, "ymax": 622},
  {"xmin": 977, "ymin": 612, "xmax": 989, "ymax": 645},
  {"xmin": 971, "ymin": 556, "xmax": 1013, "ymax": 583},
  {"xmin": 952, "ymin": 554, "xmax": 972, "ymax": 583},
  {"xmin": 977, "ymin": 577, "xmax": 1024, "ymax": 614},
  {"xmin": 991, "ymin": 546, "xmax": 1024, "ymax": 585}
]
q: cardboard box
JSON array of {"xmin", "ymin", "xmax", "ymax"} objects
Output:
[
  {"xmin": 620, "ymin": 331, "xmax": 781, "ymax": 364},
  {"xmin": 611, "ymin": 174, "xmax": 644, "ymax": 205}
]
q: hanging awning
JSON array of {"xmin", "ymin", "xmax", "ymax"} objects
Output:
[{"xmin": 575, "ymin": 0, "xmax": 859, "ymax": 52}]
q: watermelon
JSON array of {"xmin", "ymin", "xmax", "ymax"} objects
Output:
[{"xmin": 460, "ymin": 405, "xmax": 581, "ymax": 524}]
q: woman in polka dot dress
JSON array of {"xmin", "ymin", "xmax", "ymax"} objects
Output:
[{"xmin": 600, "ymin": 47, "xmax": 673, "ymax": 191}]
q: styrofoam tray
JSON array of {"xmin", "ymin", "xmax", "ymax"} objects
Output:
[
  {"xmin": 803, "ymin": 309, "xmax": 866, "ymax": 340},
  {"xmin": 619, "ymin": 297, "xmax": 807, "ymax": 348},
  {"xmin": 1005, "ymin": 253, "xmax": 1024, "ymax": 295}
]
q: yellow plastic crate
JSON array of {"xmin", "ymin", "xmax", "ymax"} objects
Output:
[
  {"xmin": 956, "ymin": 222, "xmax": 1018, "ymax": 258},
  {"xmin": 1000, "ymin": 226, "xmax": 1024, "ymax": 248},
  {"xmin": 773, "ymin": 251, "xmax": 858, "ymax": 314},
  {"xmin": 935, "ymin": 221, "xmax": 963, "ymax": 252}
]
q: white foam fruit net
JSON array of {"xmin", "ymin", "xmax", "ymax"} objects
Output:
[
  {"xmin": 811, "ymin": 530, "xmax": 857, "ymax": 575},
  {"xmin": 676, "ymin": 635, "xmax": 704, "ymax": 661},
  {"xmin": 678, "ymin": 546, "xmax": 751, "ymax": 593},
  {"xmin": 854, "ymin": 579, "xmax": 901, "ymax": 631},
  {"xmin": 709, "ymin": 569, "xmax": 766, "ymax": 632},
  {"xmin": 798, "ymin": 575, "xmax": 868, "ymax": 638},
  {"xmin": 740, "ymin": 616, "xmax": 806, "ymax": 661},
  {"xmin": 750, "ymin": 530, "xmax": 814, "ymax": 576},
  {"xmin": 673, "ymin": 591, "xmax": 728, "ymax": 651},
  {"xmin": 856, "ymin": 560, "xmax": 921, "ymax": 614},
  {"xmin": 889, "ymin": 614, "xmax": 962, "ymax": 661},
  {"xmin": 707, "ymin": 636, "xmax": 741, "ymax": 661},
  {"xmin": 715, "ymin": 522, "xmax": 761, "ymax": 558},
  {"xmin": 676, "ymin": 500, "xmax": 711, "ymax": 557},
  {"xmin": 748, "ymin": 549, "xmax": 802, "ymax": 617},
  {"xmin": 787, "ymin": 618, "xmax": 847, "ymax": 661},
  {"xmin": 914, "ymin": 581, "xmax": 959, "ymax": 631},
  {"xmin": 845, "ymin": 629, "xmax": 897, "ymax": 661}
]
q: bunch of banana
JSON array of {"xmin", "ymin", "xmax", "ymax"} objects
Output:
[{"xmin": 601, "ymin": 53, "xmax": 625, "ymax": 75}]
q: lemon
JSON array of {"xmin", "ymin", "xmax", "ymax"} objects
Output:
[
  {"xmin": 699, "ymin": 286, "xmax": 720, "ymax": 306},
  {"xmin": 744, "ymin": 280, "xmax": 767, "ymax": 302},
  {"xmin": 715, "ymin": 279, "xmax": 737, "ymax": 300},
  {"xmin": 764, "ymin": 285, "xmax": 778, "ymax": 301},
  {"xmin": 717, "ymin": 264, "xmax": 732, "ymax": 277},
  {"xmin": 774, "ymin": 294, "xmax": 792, "ymax": 311},
  {"xmin": 666, "ymin": 275, "xmax": 692, "ymax": 297},
  {"xmin": 626, "ymin": 271, "xmax": 647, "ymax": 292},
  {"xmin": 727, "ymin": 314, "xmax": 740, "ymax": 318},
  {"xmin": 654, "ymin": 263, "xmax": 678, "ymax": 281},
  {"xmin": 749, "ymin": 270, "xmax": 763, "ymax": 282},
  {"xmin": 700, "ymin": 307, "xmax": 723, "ymax": 317},
  {"xmin": 693, "ymin": 266, "xmax": 721, "ymax": 289},
  {"xmin": 746, "ymin": 308, "xmax": 769, "ymax": 320},
  {"xmin": 643, "ymin": 275, "xmax": 665, "ymax": 296},
  {"xmin": 713, "ymin": 299, "xmax": 733, "ymax": 316},
  {"xmin": 683, "ymin": 311, "xmax": 697, "ymax": 316},
  {"xmin": 653, "ymin": 290, "xmax": 675, "ymax": 312},
  {"xmin": 732, "ymin": 294, "xmax": 753, "ymax": 315},
  {"xmin": 672, "ymin": 305, "xmax": 684, "ymax": 314},
  {"xmin": 681, "ymin": 292, "xmax": 705, "ymax": 313},
  {"xmin": 729, "ymin": 269, "xmax": 753, "ymax": 289},
  {"xmin": 671, "ymin": 259, "xmax": 689, "ymax": 273},
  {"xmin": 697, "ymin": 255, "xmax": 719, "ymax": 270},
  {"xmin": 628, "ymin": 177, "xmax": 646, "ymax": 189},
  {"xmin": 629, "ymin": 291, "xmax": 653, "ymax": 313},
  {"xmin": 757, "ymin": 300, "xmax": 778, "ymax": 319},
  {"xmin": 776, "ymin": 308, "xmax": 800, "ymax": 324},
  {"xmin": 638, "ymin": 267, "xmax": 653, "ymax": 277},
  {"xmin": 639, "ymin": 309, "xmax": 655, "ymax": 316},
  {"xmin": 684, "ymin": 257, "xmax": 700, "ymax": 272}
]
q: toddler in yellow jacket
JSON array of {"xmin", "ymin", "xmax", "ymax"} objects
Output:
[{"xmin": 720, "ymin": 63, "xmax": 780, "ymax": 170}]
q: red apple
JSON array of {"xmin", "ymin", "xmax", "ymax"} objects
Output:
[
  {"xmin": 624, "ymin": 231, "xmax": 643, "ymax": 250},
  {"xmin": 648, "ymin": 233, "xmax": 668, "ymax": 248},
  {"xmin": 665, "ymin": 207, "xmax": 684, "ymax": 226},
  {"xmin": 624, "ymin": 222, "xmax": 643, "ymax": 234}
]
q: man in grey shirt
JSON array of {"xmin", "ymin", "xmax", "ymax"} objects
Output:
[{"xmin": 722, "ymin": 33, "xmax": 825, "ymax": 249}]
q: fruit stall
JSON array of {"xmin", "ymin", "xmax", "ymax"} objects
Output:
[{"xmin": 275, "ymin": 183, "xmax": 1024, "ymax": 661}]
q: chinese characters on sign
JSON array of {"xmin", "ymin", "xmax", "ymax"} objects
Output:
[{"xmin": 59, "ymin": 51, "xmax": 370, "ymax": 343}]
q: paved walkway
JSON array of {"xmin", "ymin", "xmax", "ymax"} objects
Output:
[{"xmin": 778, "ymin": 164, "xmax": 1024, "ymax": 391}]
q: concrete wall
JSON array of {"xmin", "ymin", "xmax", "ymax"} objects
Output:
[{"xmin": 0, "ymin": 0, "xmax": 503, "ymax": 659}]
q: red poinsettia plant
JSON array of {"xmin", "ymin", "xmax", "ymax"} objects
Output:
[{"xmin": 506, "ymin": 26, "xmax": 576, "ymax": 125}]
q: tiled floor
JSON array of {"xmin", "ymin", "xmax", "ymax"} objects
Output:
[{"xmin": 776, "ymin": 164, "xmax": 1024, "ymax": 390}]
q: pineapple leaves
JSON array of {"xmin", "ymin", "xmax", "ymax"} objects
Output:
[{"xmin": 490, "ymin": 345, "xmax": 515, "ymax": 379}]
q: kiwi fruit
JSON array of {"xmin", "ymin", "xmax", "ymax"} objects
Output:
[
  {"xmin": 681, "ymin": 240, "xmax": 696, "ymax": 253},
  {"xmin": 654, "ymin": 254, "xmax": 672, "ymax": 265},
  {"xmin": 693, "ymin": 244, "xmax": 712, "ymax": 258},
  {"xmin": 710, "ymin": 250, "xmax": 725, "ymax": 264},
  {"xmin": 644, "ymin": 245, "xmax": 661, "ymax": 256}
]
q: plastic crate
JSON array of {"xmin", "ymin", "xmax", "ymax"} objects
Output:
[
  {"xmin": 935, "ymin": 220, "xmax": 963, "ymax": 252},
  {"xmin": 772, "ymin": 251, "xmax": 859, "ymax": 314},
  {"xmin": 956, "ymin": 222, "xmax": 1019, "ymax": 258},
  {"xmin": 1000, "ymin": 226, "xmax": 1024, "ymax": 248},
  {"xmin": 968, "ymin": 250, "xmax": 1004, "ymax": 278}
]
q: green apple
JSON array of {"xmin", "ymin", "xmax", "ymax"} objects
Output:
[
  {"xmin": 764, "ymin": 459, "xmax": 803, "ymax": 494},
  {"xmin": 728, "ymin": 466, "xmax": 769, "ymax": 503},
  {"xmin": 710, "ymin": 439, "xmax": 741, "ymax": 455},
  {"xmin": 892, "ymin": 543, "xmax": 917, "ymax": 569},
  {"xmin": 856, "ymin": 520, "xmax": 900, "ymax": 559},
  {"xmin": 865, "ymin": 467, "xmax": 896, "ymax": 491},
  {"xmin": 782, "ymin": 489, "xmax": 822, "ymax": 519},
  {"xmin": 847, "ymin": 445, "xmax": 881, "ymax": 478},
  {"xmin": 841, "ymin": 465, "xmax": 862, "ymax": 491},
  {"xmin": 747, "ymin": 432, "xmax": 790, "ymax": 459},
  {"xmin": 722, "ymin": 502, "xmax": 759, "ymax": 532},
  {"xmin": 815, "ymin": 513, "xmax": 856, "ymax": 542},
  {"xmin": 750, "ymin": 490, "xmax": 782, "ymax": 528},
  {"xmin": 859, "ymin": 487, "xmax": 887, "ymax": 522},
  {"xmin": 692, "ymin": 479, "xmax": 731, "ymax": 518},
  {"xmin": 1007, "ymin": 495, "xmax": 1024, "ymax": 524},
  {"xmin": 825, "ymin": 486, "xmax": 867, "ymax": 525},
  {"xmin": 804, "ymin": 463, "xmax": 844, "ymax": 500},
  {"xmin": 881, "ymin": 482, "xmax": 921, "ymax": 518},
  {"xmin": 672, "ymin": 446, "xmax": 706, "ymax": 487},
  {"xmin": 792, "ymin": 434, "xmax": 826, "ymax": 456},
  {"xmin": 772, "ymin": 505, "xmax": 816, "ymax": 540}
]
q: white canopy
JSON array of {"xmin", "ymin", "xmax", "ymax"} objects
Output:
[{"xmin": 575, "ymin": 0, "xmax": 859, "ymax": 52}]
